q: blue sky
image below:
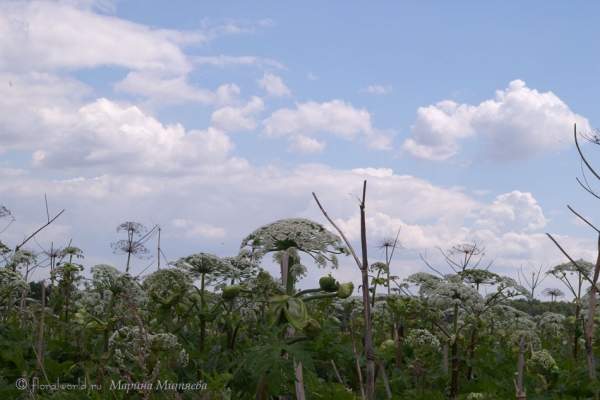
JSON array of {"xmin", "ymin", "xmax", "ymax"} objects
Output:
[{"xmin": 1, "ymin": 0, "xmax": 599, "ymax": 298}]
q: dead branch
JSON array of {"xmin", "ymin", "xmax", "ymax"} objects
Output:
[
  {"xmin": 312, "ymin": 193, "xmax": 363, "ymax": 270},
  {"xmin": 15, "ymin": 209, "xmax": 65, "ymax": 254},
  {"xmin": 546, "ymin": 233, "xmax": 600, "ymax": 293},
  {"xmin": 568, "ymin": 205, "xmax": 600, "ymax": 233}
]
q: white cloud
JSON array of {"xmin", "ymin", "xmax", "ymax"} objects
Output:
[
  {"xmin": 571, "ymin": 215, "xmax": 593, "ymax": 227},
  {"xmin": 0, "ymin": 71, "xmax": 92, "ymax": 151},
  {"xmin": 171, "ymin": 219, "xmax": 226, "ymax": 238},
  {"xmin": 364, "ymin": 129, "xmax": 395, "ymax": 150},
  {"xmin": 402, "ymin": 100, "xmax": 477, "ymax": 161},
  {"xmin": 211, "ymin": 97, "xmax": 265, "ymax": 132},
  {"xmin": 0, "ymin": 157, "xmax": 593, "ymax": 287},
  {"xmin": 263, "ymin": 100, "xmax": 372, "ymax": 139},
  {"xmin": 402, "ymin": 80, "xmax": 591, "ymax": 161},
  {"xmin": 0, "ymin": 1, "xmax": 202, "ymax": 73},
  {"xmin": 171, "ymin": 218, "xmax": 189, "ymax": 228},
  {"xmin": 470, "ymin": 191, "xmax": 547, "ymax": 235},
  {"xmin": 62, "ymin": 0, "xmax": 118, "ymax": 13},
  {"xmin": 114, "ymin": 71, "xmax": 215, "ymax": 105},
  {"xmin": 351, "ymin": 168, "xmax": 394, "ymax": 178},
  {"xmin": 214, "ymin": 84, "xmax": 242, "ymax": 106},
  {"xmin": 29, "ymin": 98, "xmax": 234, "ymax": 174},
  {"xmin": 258, "ymin": 18, "xmax": 275, "ymax": 27},
  {"xmin": 192, "ymin": 55, "xmax": 284, "ymax": 69},
  {"xmin": 186, "ymin": 223, "xmax": 227, "ymax": 238},
  {"xmin": 257, "ymin": 72, "xmax": 291, "ymax": 97},
  {"xmin": 263, "ymin": 100, "xmax": 394, "ymax": 151},
  {"xmin": 287, "ymin": 135, "xmax": 326, "ymax": 154},
  {"xmin": 307, "ymin": 72, "xmax": 318, "ymax": 81},
  {"xmin": 362, "ymin": 84, "xmax": 392, "ymax": 94}
]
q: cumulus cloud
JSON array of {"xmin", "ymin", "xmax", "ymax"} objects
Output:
[
  {"xmin": 257, "ymin": 72, "xmax": 291, "ymax": 97},
  {"xmin": 402, "ymin": 80, "xmax": 591, "ymax": 161},
  {"xmin": 0, "ymin": 71, "xmax": 92, "ymax": 151},
  {"xmin": 470, "ymin": 191, "xmax": 547, "ymax": 235},
  {"xmin": 0, "ymin": 157, "xmax": 593, "ymax": 286},
  {"xmin": 287, "ymin": 135, "xmax": 326, "ymax": 154},
  {"xmin": 0, "ymin": 1, "xmax": 201, "ymax": 73},
  {"xmin": 361, "ymin": 84, "xmax": 392, "ymax": 94},
  {"xmin": 258, "ymin": 18, "xmax": 275, "ymax": 27},
  {"xmin": 263, "ymin": 100, "xmax": 371, "ymax": 138},
  {"xmin": 114, "ymin": 71, "xmax": 215, "ymax": 104},
  {"xmin": 192, "ymin": 55, "xmax": 284, "ymax": 69},
  {"xmin": 171, "ymin": 219, "xmax": 226, "ymax": 238},
  {"xmin": 30, "ymin": 98, "xmax": 234, "ymax": 174},
  {"xmin": 262, "ymin": 100, "xmax": 393, "ymax": 150},
  {"xmin": 211, "ymin": 96, "xmax": 265, "ymax": 132},
  {"xmin": 0, "ymin": 2, "xmax": 264, "ymax": 109}
]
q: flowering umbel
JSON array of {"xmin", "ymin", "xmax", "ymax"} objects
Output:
[{"xmin": 240, "ymin": 218, "xmax": 349, "ymax": 268}]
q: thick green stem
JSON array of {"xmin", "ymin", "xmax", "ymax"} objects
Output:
[
  {"xmin": 303, "ymin": 293, "xmax": 338, "ymax": 302},
  {"xmin": 200, "ymin": 272, "xmax": 206, "ymax": 353},
  {"xmin": 294, "ymin": 288, "xmax": 326, "ymax": 298},
  {"xmin": 200, "ymin": 319, "xmax": 206, "ymax": 353},
  {"xmin": 286, "ymin": 256, "xmax": 295, "ymax": 296},
  {"xmin": 451, "ymin": 304, "xmax": 460, "ymax": 398}
]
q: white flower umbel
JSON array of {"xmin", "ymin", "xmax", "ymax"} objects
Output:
[
  {"xmin": 405, "ymin": 272, "xmax": 442, "ymax": 296},
  {"xmin": 172, "ymin": 252, "xmax": 230, "ymax": 285},
  {"xmin": 241, "ymin": 218, "xmax": 349, "ymax": 269},
  {"xmin": 11, "ymin": 249, "xmax": 37, "ymax": 267},
  {"xmin": 428, "ymin": 283, "xmax": 484, "ymax": 312},
  {"xmin": 509, "ymin": 330, "xmax": 542, "ymax": 353},
  {"xmin": 406, "ymin": 329, "xmax": 441, "ymax": 352},
  {"xmin": 0, "ymin": 267, "xmax": 29, "ymax": 302},
  {"xmin": 484, "ymin": 305, "xmax": 536, "ymax": 334},
  {"xmin": 143, "ymin": 268, "xmax": 193, "ymax": 299},
  {"xmin": 525, "ymin": 349, "xmax": 558, "ymax": 372},
  {"xmin": 539, "ymin": 312, "xmax": 566, "ymax": 337},
  {"xmin": 221, "ymin": 249, "xmax": 260, "ymax": 285}
]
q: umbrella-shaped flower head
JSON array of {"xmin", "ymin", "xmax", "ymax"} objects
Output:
[{"xmin": 240, "ymin": 218, "xmax": 349, "ymax": 269}]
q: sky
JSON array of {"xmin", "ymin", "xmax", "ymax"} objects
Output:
[{"xmin": 1, "ymin": 0, "xmax": 600, "ymax": 300}]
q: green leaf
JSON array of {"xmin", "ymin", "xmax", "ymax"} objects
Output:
[
  {"xmin": 282, "ymin": 298, "xmax": 308, "ymax": 330},
  {"xmin": 1, "ymin": 347, "xmax": 26, "ymax": 372},
  {"xmin": 44, "ymin": 358, "xmax": 75, "ymax": 380},
  {"xmin": 268, "ymin": 294, "xmax": 290, "ymax": 328}
]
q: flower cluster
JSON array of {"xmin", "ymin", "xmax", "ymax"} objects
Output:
[
  {"xmin": 406, "ymin": 329, "xmax": 441, "ymax": 356},
  {"xmin": 172, "ymin": 252, "xmax": 232, "ymax": 289},
  {"xmin": 428, "ymin": 283, "xmax": 483, "ymax": 311},
  {"xmin": 498, "ymin": 276, "xmax": 531, "ymax": 298},
  {"xmin": 289, "ymin": 263, "xmax": 308, "ymax": 279},
  {"xmin": 509, "ymin": 330, "xmax": 541, "ymax": 353},
  {"xmin": 539, "ymin": 312, "xmax": 566, "ymax": 336},
  {"xmin": 143, "ymin": 268, "xmax": 192, "ymax": 299},
  {"xmin": 221, "ymin": 249, "xmax": 259, "ymax": 284},
  {"xmin": 75, "ymin": 291, "xmax": 106, "ymax": 316},
  {"xmin": 0, "ymin": 267, "xmax": 29, "ymax": 302},
  {"xmin": 372, "ymin": 300, "xmax": 391, "ymax": 320},
  {"xmin": 549, "ymin": 259, "xmax": 593, "ymax": 277},
  {"xmin": 525, "ymin": 349, "xmax": 557, "ymax": 373},
  {"xmin": 467, "ymin": 393, "xmax": 491, "ymax": 400},
  {"xmin": 483, "ymin": 305, "xmax": 535, "ymax": 335},
  {"xmin": 246, "ymin": 270, "xmax": 278, "ymax": 299},
  {"xmin": 405, "ymin": 272, "xmax": 442, "ymax": 296},
  {"xmin": 334, "ymin": 295, "xmax": 363, "ymax": 312},
  {"xmin": 110, "ymin": 327, "xmax": 188, "ymax": 366},
  {"xmin": 240, "ymin": 218, "xmax": 349, "ymax": 269},
  {"xmin": 239, "ymin": 306, "xmax": 257, "ymax": 322},
  {"xmin": 12, "ymin": 249, "xmax": 37, "ymax": 267},
  {"xmin": 89, "ymin": 264, "xmax": 130, "ymax": 293}
]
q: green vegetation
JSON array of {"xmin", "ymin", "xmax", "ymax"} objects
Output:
[{"xmin": 1, "ymin": 196, "xmax": 600, "ymax": 399}]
